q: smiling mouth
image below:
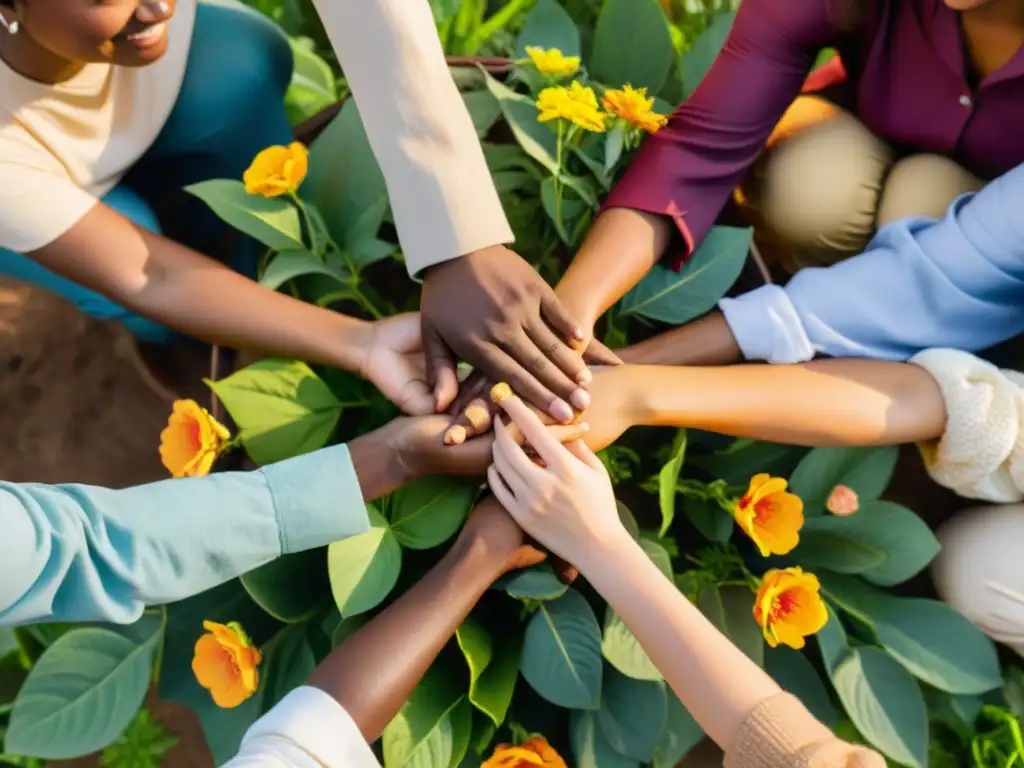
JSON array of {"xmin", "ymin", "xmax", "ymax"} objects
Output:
[{"xmin": 121, "ymin": 21, "xmax": 167, "ymax": 47}]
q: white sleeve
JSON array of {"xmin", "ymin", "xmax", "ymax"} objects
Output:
[
  {"xmin": 221, "ymin": 686, "xmax": 380, "ymax": 768},
  {"xmin": 909, "ymin": 349, "xmax": 1024, "ymax": 503}
]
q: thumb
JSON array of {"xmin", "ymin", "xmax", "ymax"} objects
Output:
[
  {"xmin": 423, "ymin": 325, "xmax": 459, "ymax": 412},
  {"xmin": 583, "ymin": 337, "xmax": 624, "ymax": 366}
]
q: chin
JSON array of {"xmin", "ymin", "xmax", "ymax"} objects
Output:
[{"xmin": 113, "ymin": 35, "xmax": 169, "ymax": 67}]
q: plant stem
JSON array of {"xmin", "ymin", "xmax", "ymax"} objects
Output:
[
  {"xmin": 554, "ymin": 120, "xmax": 565, "ymax": 238},
  {"xmin": 290, "ymin": 192, "xmax": 321, "ymax": 256}
]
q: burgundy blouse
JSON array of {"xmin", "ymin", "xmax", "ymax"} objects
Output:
[{"xmin": 605, "ymin": 0, "xmax": 1023, "ymax": 267}]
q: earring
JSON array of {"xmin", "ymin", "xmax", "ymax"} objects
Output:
[{"xmin": 0, "ymin": 16, "xmax": 18, "ymax": 35}]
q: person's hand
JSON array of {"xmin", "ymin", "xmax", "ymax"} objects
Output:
[
  {"xmin": 420, "ymin": 245, "xmax": 599, "ymax": 421},
  {"xmin": 487, "ymin": 390, "xmax": 629, "ymax": 566},
  {"xmin": 358, "ymin": 313, "xmax": 435, "ymax": 416}
]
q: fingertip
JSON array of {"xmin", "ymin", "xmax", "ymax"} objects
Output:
[{"xmin": 444, "ymin": 425, "xmax": 467, "ymax": 445}]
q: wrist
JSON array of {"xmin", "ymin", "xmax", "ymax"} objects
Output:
[
  {"xmin": 348, "ymin": 424, "xmax": 412, "ymax": 501},
  {"xmin": 446, "ymin": 528, "xmax": 510, "ymax": 585},
  {"xmin": 574, "ymin": 528, "xmax": 640, "ymax": 584},
  {"xmin": 328, "ymin": 314, "xmax": 373, "ymax": 374}
]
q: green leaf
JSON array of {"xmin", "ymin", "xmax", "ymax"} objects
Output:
[
  {"xmin": 864, "ymin": 597, "xmax": 1001, "ymax": 695},
  {"xmin": 597, "ymin": 668, "xmax": 667, "ymax": 762},
  {"xmin": 815, "ymin": 606, "xmax": 850, "ymax": 675},
  {"xmin": 502, "ymin": 564, "xmax": 569, "ymax": 601},
  {"xmin": 540, "ymin": 177, "xmax": 590, "ymax": 245},
  {"xmin": 570, "ymin": 709, "xmax": 640, "ymax": 768},
  {"xmin": 520, "ymin": 589, "xmax": 603, "ymax": 710},
  {"xmin": 691, "ymin": 439, "xmax": 809, "ymax": 487},
  {"xmin": 260, "ymin": 250, "xmax": 351, "ymax": 291},
  {"xmin": 788, "ymin": 446, "xmax": 899, "ymax": 517},
  {"xmin": 619, "ymin": 226, "xmax": 752, "ymax": 324},
  {"xmin": 831, "ymin": 647, "xmax": 929, "ymax": 768},
  {"xmin": 590, "ymin": 0, "xmax": 675, "ymax": 93},
  {"xmin": 697, "ymin": 585, "xmax": 763, "ymax": 667},
  {"xmin": 207, "ymin": 358, "xmax": 342, "ymax": 466},
  {"xmin": 653, "ymin": 695, "xmax": 703, "ymax": 768},
  {"xmin": 383, "ymin": 665, "xmax": 464, "ymax": 768},
  {"xmin": 604, "ymin": 123, "xmax": 626, "ymax": 174},
  {"xmin": 683, "ymin": 496, "xmax": 733, "ymax": 543},
  {"xmin": 602, "ymin": 609, "xmax": 661, "ymax": 682},
  {"xmin": 185, "ymin": 179, "xmax": 304, "ymax": 252},
  {"xmin": 681, "ymin": 12, "xmax": 735, "ymax": 97},
  {"xmin": 241, "ymin": 548, "xmax": 331, "ymax": 623},
  {"xmin": 515, "ymin": 0, "xmax": 581, "ymax": 57},
  {"xmin": 261, "ymin": 622, "xmax": 317, "ymax": 712},
  {"xmin": 469, "ymin": 636, "xmax": 521, "ymax": 727},
  {"xmin": 764, "ymin": 647, "xmax": 840, "ymax": 727},
  {"xmin": 617, "ymin": 501, "xmax": 642, "ymax": 541},
  {"xmin": 449, "ymin": 698, "xmax": 473, "ymax": 768},
  {"xmin": 327, "ymin": 506, "xmax": 402, "ymax": 618},
  {"xmin": 389, "ymin": 476, "xmax": 479, "ymax": 550},
  {"xmin": 640, "ymin": 537, "xmax": 674, "ymax": 579},
  {"xmin": 658, "ymin": 430, "xmax": 687, "ymax": 537},
  {"xmin": 798, "ymin": 501, "xmax": 940, "ymax": 586},
  {"xmin": 6, "ymin": 622, "xmax": 162, "ymax": 759}
]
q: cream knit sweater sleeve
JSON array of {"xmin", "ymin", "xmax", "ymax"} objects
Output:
[{"xmin": 909, "ymin": 348, "xmax": 1024, "ymax": 502}]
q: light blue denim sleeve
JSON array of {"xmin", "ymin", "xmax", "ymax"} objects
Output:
[
  {"xmin": 719, "ymin": 163, "xmax": 1024, "ymax": 363},
  {"xmin": 0, "ymin": 445, "xmax": 369, "ymax": 628}
]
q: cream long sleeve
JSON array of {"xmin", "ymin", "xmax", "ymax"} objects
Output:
[
  {"xmin": 309, "ymin": 0, "xmax": 514, "ymax": 276},
  {"xmin": 910, "ymin": 348, "xmax": 1024, "ymax": 502}
]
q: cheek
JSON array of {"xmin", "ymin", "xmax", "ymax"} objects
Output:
[{"xmin": 25, "ymin": 8, "xmax": 134, "ymax": 62}]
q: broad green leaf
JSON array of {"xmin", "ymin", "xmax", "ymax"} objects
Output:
[
  {"xmin": 389, "ymin": 476, "xmax": 479, "ymax": 550},
  {"xmin": 832, "ymin": 647, "xmax": 929, "ymax": 768},
  {"xmin": 1006, "ymin": 667, "xmax": 1024, "ymax": 720},
  {"xmin": 602, "ymin": 609, "xmax": 661, "ymax": 682},
  {"xmin": 186, "ymin": 179, "xmax": 304, "ymax": 252},
  {"xmin": 6, "ymin": 622, "xmax": 161, "ymax": 759},
  {"xmin": 469, "ymin": 711, "xmax": 497, "ymax": 758},
  {"xmin": 590, "ymin": 0, "xmax": 675, "ymax": 93},
  {"xmin": 683, "ymin": 496, "xmax": 733, "ymax": 543},
  {"xmin": 502, "ymin": 564, "xmax": 569, "ymax": 601},
  {"xmin": 286, "ymin": 40, "xmax": 337, "ymax": 122},
  {"xmin": 697, "ymin": 585, "xmax": 763, "ymax": 667},
  {"xmin": 520, "ymin": 589, "xmax": 603, "ymax": 710},
  {"xmin": 798, "ymin": 501, "xmax": 940, "ymax": 585},
  {"xmin": 618, "ymin": 226, "xmax": 752, "ymax": 324},
  {"xmin": 691, "ymin": 438, "xmax": 809, "ymax": 487},
  {"xmin": 658, "ymin": 430, "xmax": 687, "ymax": 537},
  {"xmin": 681, "ymin": 12, "xmax": 735, "ymax": 96},
  {"xmin": 260, "ymin": 250, "xmax": 351, "ymax": 291},
  {"xmin": 815, "ymin": 605, "xmax": 849, "ymax": 675},
  {"xmin": 515, "ymin": 0, "xmax": 581, "ymax": 57},
  {"xmin": 788, "ymin": 446, "xmax": 899, "ymax": 517},
  {"xmin": 469, "ymin": 637, "xmax": 520, "ymax": 727},
  {"xmin": 261, "ymin": 622, "xmax": 317, "ymax": 712},
  {"xmin": 241, "ymin": 548, "xmax": 331, "ymax": 623},
  {"xmin": 597, "ymin": 668, "xmax": 667, "ymax": 762},
  {"xmin": 383, "ymin": 665, "xmax": 463, "ymax": 768},
  {"xmin": 604, "ymin": 122, "xmax": 626, "ymax": 174},
  {"xmin": 463, "ymin": 90, "xmax": 502, "ymax": 138},
  {"xmin": 342, "ymin": 197, "xmax": 397, "ymax": 270},
  {"xmin": 0, "ymin": 630, "xmax": 18, "ymax": 660},
  {"xmin": 570, "ymin": 709, "xmax": 641, "ymax": 768},
  {"xmin": 328, "ymin": 507, "xmax": 402, "ymax": 618},
  {"xmin": 540, "ymin": 177, "xmax": 590, "ymax": 245},
  {"xmin": 764, "ymin": 647, "xmax": 840, "ymax": 727},
  {"xmin": 449, "ymin": 698, "xmax": 474, "ymax": 768},
  {"xmin": 653, "ymin": 695, "xmax": 703, "ymax": 768},
  {"xmin": 207, "ymin": 358, "xmax": 342, "ymax": 466},
  {"xmin": 456, "ymin": 619, "xmax": 494, "ymax": 722}
]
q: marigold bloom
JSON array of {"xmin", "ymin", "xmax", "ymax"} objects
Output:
[
  {"xmin": 243, "ymin": 141, "xmax": 308, "ymax": 197},
  {"xmin": 159, "ymin": 399, "xmax": 231, "ymax": 478},
  {"xmin": 192, "ymin": 621, "xmax": 262, "ymax": 708},
  {"xmin": 483, "ymin": 737, "xmax": 567, "ymax": 768},
  {"xmin": 525, "ymin": 46, "xmax": 580, "ymax": 77},
  {"xmin": 536, "ymin": 81, "xmax": 607, "ymax": 133},
  {"xmin": 826, "ymin": 484, "xmax": 860, "ymax": 516},
  {"xmin": 754, "ymin": 567, "xmax": 829, "ymax": 649},
  {"xmin": 733, "ymin": 474, "xmax": 804, "ymax": 556},
  {"xmin": 602, "ymin": 85, "xmax": 668, "ymax": 134}
]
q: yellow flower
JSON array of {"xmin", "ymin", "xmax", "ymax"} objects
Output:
[
  {"xmin": 733, "ymin": 473, "xmax": 804, "ymax": 557},
  {"xmin": 525, "ymin": 46, "xmax": 580, "ymax": 77},
  {"xmin": 483, "ymin": 737, "xmax": 567, "ymax": 768},
  {"xmin": 754, "ymin": 567, "xmax": 829, "ymax": 650},
  {"xmin": 243, "ymin": 141, "xmax": 308, "ymax": 197},
  {"xmin": 159, "ymin": 399, "xmax": 230, "ymax": 478},
  {"xmin": 826, "ymin": 484, "xmax": 860, "ymax": 516},
  {"xmin": 536, "ymin": 81, "xmax": 608, "ymax": 133},
  {"xmin": 602, "ymin": 85, "xmax": 668, "ymax": 134},
  {"xmin": 192, "ymin": 621, "xmax": 262, "ymax": 708}
]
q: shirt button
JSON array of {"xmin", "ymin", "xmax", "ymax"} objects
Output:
[{"xmin": 959, "ymin": 94, "xmax": 972, "ymax": 107}]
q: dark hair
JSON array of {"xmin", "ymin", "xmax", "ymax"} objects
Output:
[{"xmin": 0, "ymin": 1, "xmax": 13, "ymax": 9}]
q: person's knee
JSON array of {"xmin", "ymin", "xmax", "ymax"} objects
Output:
[
  {"xmin": 932, "ymin": 505, "xmax": 1024, "ymax": 656},
  {"xmin": 744, "ymin": 112, "xmax": 896, "ymax": 260},
  {"xmin": 876, "ymin": 154, "xmax": 985, "ymax": 226}
]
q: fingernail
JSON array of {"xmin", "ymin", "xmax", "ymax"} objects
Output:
[
  {"xmin": 464, "ymin": 400, "xmax": 490, "ymax": 430},
  {"xmin": 576, "ymin": 367, "xmax": 592, "ymax": 384},
  {"xmin": 573, "ymin": 327, "xmax": 585, "ymax": 340},
  {"xmin": 550, "ymin": 399, "xmax": 574, "ymax": 423},
  {"xmin": 570, "ymin": 389, "xmax": 590, "ymax": 410},
  {"xmin": 579, "ymin": 422, "xmax": 590, "ymax": 431},
  {"xmin": 490, "ymin": 382, "xmax": 512, "ymax": 403},
  {"xmin": 444, "ymin": 426, "xmax": 467, "ymax": 445}
]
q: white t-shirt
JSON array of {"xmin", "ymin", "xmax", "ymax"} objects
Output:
[{"xmin": 224, "ymin": 686, "xmax": 380, "ymax": 767}]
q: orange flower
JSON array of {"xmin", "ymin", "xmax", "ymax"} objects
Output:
[
  {"xmin": 826, "ymin": 484, "xmax": 859, "ymax": 516},
  {"xmin": 192, "ymin": 621, "xmax": 262, "ymax": 709},
  {"xmin": 733, "ymin": 474, "xmax": 804, "ymax": 557},
  {"xmin": 602, "ymin": 85, "xmax": 668, "ymax": 134},
  {"xmin": 159, "ymin": 399, "xmax": 230, "ymax": 478},
  {"xmin": 754, "ymin": 567, "xmax": 829, "ymax": 649},
  {"xmin": 483, "ymin": 737, "xmax": 567, "ymax": 768},
  {"xmin": 243, "ymin": 141, "xmax": 308, "ymax": 197}
]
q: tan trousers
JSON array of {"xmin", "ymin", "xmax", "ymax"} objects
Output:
[{"xmin": 738, "ymin": 97, "xmax": 986, "ymax": 273}]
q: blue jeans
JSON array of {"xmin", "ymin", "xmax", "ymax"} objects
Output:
[{"xmin": 0, "ymin": 0, "xmax": 294, "ymax": 343}]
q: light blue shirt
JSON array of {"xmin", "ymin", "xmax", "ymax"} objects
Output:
[
  {"xmin": 0, "ymin": 445, "xmax": 368, "ymax": 627},
  {"xmin": 720, "ymin": 162, "xmax": 1024, "ymax": 363}
]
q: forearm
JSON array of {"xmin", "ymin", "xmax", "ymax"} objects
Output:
[
  {"xmin": 619, "ymin": 311, "xmax": 743, "ymax": 366},
  {"xmin": 627, "ymin": 360, "xmax": 947, "ymax": 446},
  {"xmin": 580, "ymin": 537, "xmax": 781, "ymax": 748},
  {"xmin": 555, "ymin": 208, "xmax": 673, "ymax": 325},
  {"xmin": 307, "ymin": 533, "xmax": 504, "ymax": 740}
]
